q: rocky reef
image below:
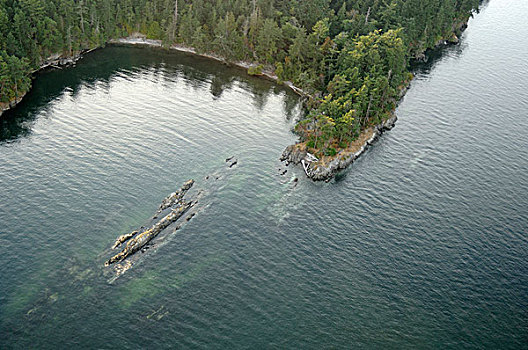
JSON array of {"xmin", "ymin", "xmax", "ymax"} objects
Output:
[
  {"xmin": 104, "ymin": 158, "xmax": 239, "ymax": 279},
  {"xmin": 281, "ymin": 115, "xmax": 397, "ymax": 181},
  {"xmin": 105, "ymin": 179, "xmax": 196, "ymax": 266}
]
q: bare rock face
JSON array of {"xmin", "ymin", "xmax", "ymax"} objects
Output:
[
  {"xmin": 282, "ymin": 115, "xmax": 398, "ymax": 181},
  {"xmin": 280, "ymin": 145, "xmax": 307, "ymax": 165}
]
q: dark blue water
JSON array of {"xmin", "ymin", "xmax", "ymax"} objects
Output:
[{"xmin": 1, "ymin": 1, "xmax": 527, "ymax": 348}]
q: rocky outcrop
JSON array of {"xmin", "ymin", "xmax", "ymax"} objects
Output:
[
  {"xmin": 447, "ymin": 33, "xmax": 460, "ymax": 44},
  {"xmin": 105, "ymin": 179, "xmax": 195, "ymax": 265},
  {"xmin": 39, "ymin": 48, "xmax": 99, "ymax": 72},
  {"xmin": 156, "ymin": 179, "xmax": 195, "ymax": 213},
  {"xmin": 280, "ymin": 144, "xmax": 307, "ymax": 165},
  {"xmin": 0, "ymin": 93, "xmax": 26, "ymax": 117},
  {"xmin": 282, "ymin": 115, "xmax": 397, "ymax": 181},
  {"xmin": 39, "ymin": 53, "xmax": 82, "ymax": 70},
  {"xmin": 104, "ymin": 160, "xmax": 239, "ymax": 280}
]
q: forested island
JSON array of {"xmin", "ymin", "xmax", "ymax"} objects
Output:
[{"xmin": 0, "ymin": 0, "xmax": 478, "ymax": 179}]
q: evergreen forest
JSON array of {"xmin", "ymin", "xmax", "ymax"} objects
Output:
[{"xmin": 0, "ymin": 0, "xmax": 479, "ymax": 155}]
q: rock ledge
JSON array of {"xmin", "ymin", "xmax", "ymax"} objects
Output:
[{"xmin": 281, "ymin": 115, "xmax": 397, "ymax": 181}]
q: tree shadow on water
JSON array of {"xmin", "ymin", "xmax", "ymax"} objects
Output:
[{"xmin": 0, "ymin": 46, "xmax": 302, "ymax": 144}]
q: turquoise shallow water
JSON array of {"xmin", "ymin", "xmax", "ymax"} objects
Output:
[{"xmin": 1, "ymin": 1, "xmax": 527, "ymax": 348}]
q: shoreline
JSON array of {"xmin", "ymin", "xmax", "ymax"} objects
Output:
[
  {"xmin": 281, "ymin": 21, "xmax": 471, "ymax": 181},
  {"xmin": 2, "ymin": 20, "xmax": 470, "ymax": 180},
  {"xmin": 108, "ymin": 37, "xmax": 306, "ymax": 97},
  {"xmin": 0, "ymin": 47, "xmax": 99, "ymax": 118},
  {"xmin": 0, "ymin": 36, "xmax": 305, "ymax": 118}
]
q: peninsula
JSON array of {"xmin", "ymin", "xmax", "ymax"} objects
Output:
[{"xmin": 0, "ymin": 0, "xmax": 478, "ymax": 179}]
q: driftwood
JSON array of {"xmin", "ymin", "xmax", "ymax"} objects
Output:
[
  {"xmin": 301, "ymin": 159, "xmax": 310, "ymax": 176},
  {"xmin": 305, "ymin": 152, "xmax": 319, "ymax": 162}
]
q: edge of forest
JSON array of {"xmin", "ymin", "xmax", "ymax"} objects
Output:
[{"xmin": 0, "ymin": 12, "xmax": 472, "ymax": 181}]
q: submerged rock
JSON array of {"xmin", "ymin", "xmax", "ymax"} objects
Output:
[{"xmin": 105, "ymin": 180, "xmax": 195, "ymax": 266}]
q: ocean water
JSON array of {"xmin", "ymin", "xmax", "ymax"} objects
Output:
[{"xmin": 1, "ymin": 1, "xmax": 527, "ymax": 348}]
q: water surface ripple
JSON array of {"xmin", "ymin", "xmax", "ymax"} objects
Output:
[{"xmin": 1, "ymin": 1, "xmax": 527, "ymax": 348}]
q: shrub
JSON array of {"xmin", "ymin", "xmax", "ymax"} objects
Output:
[
  {"xmin": 247, "ymin": 64, "xmax": 264, "ymax": 76},
  {"xmin": 325, "ymin": 147, "xmax": 337, "ymax": 157}
]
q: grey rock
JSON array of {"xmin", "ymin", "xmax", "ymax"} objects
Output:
[
  {"xmin": 282, "ymin": 114, "xmax": 398, "ymax": 181},
  {"xmin": 280, "ymin": 144, "xmax": 307, "ymax": 164}
]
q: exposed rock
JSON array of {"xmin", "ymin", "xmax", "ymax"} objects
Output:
[
  {"xmin": 112, "ymin": 231, "xmax": 138, "ymax": 249},
  {"xmin": 280, "ymin": 144, "xmax": 307, "ymax": 165},
  {"xmin": 282, "ymin": 115, "xmax": 398, "ymax": 181},
  {"xmin": 447, "ymin": 33, "xmax": 460, "ymax": 44},
  {"xmin": 157, "ymin": 179, "xmax": 194, "ymax": 213},
  {"xmin": 106, "ymin": 201, "xmax": 194, "ymax": 265},
  {"xmin": 105, "ymin": 180, "xmax": 195, "ymax": 266}
]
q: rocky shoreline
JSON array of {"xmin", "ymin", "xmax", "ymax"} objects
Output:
[
  {"xmin": 280, "ymin": 20, "xmax": 471, "ymax": 181},
  {"xmin": 281, "ymin": 115, "xmax": 398, "ymax": 181},
  {"xmin": 109, "ymin": 34, "xmax": 306, "ymax": 97},
  {"xmin": 0, "ymin": 48, "xmax": 97, "ymax": 118}
]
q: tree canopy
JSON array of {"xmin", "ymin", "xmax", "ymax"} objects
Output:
[{"xmin": 0, "ymin": 0, "xmax": 479, "ymax": 153}]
